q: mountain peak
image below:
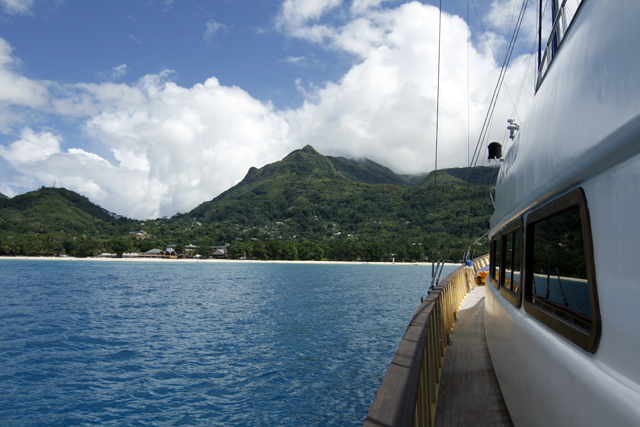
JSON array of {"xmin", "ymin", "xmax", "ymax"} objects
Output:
[
  {"xmin": 301, "ymin": 145, "xmax": 319, "ymax": 155},
  {"xmin": 282, "ymin": 145, "xmax": 325, "ymax": 163}
]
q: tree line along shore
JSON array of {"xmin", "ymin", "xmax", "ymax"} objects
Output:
[
  {"xmin": 0, "ymin": 235, "xmax": 475, "ymax": 263},
  {"xmin": 0, "ymin": 146, "xmax": 497, "ymax": 263}
]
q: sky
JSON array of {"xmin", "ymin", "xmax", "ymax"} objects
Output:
[{"xmin": 0, "ymin": 0, "xmax": 547, "ymax": 219}]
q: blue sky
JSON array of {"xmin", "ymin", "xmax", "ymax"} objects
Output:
[
  {"xmin": 3, "ymin": 1, "xmax": 336, "ymax": 107},
  {"xmin": 0, "ymin": 0, "xmax": 550, "ymax": 219}
]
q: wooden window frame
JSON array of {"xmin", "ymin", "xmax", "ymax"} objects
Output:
[
  {"xmin": 523, "ymin": 188, "xmax": 601, "ymax": 353},
  {"xmin": 499, "ymin": 219, "xmax": 523, "ymax": 308}
]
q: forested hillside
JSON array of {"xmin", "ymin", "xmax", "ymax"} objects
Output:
[{"xmin": 0, "ymin": 146, "xmax": 497, "ymax": 261}]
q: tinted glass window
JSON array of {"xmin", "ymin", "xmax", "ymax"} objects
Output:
[
  {"xmin": 492, "ymin": 238, "xmax": 501, "ymax": 285},
  {"xmin": 504, "ymin": 230, "xmax": 522, "ymax": 295},
  {"xmin": 530, "ymin": 206, "xmax": 591, "ymax": 329}
]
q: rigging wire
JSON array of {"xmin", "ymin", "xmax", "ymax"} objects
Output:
[
  {"xmin": 464, "ymin": 1, "xmax": 531, "ymax": 251},
  {"xmin": 464, "ymin": 0, "xmax": 472, "ymax": 256},
  {"xmin": 474, "ymin": 0, "xmax": 557, "ymax": 238},
  {"xmin": 467, "ymin": 0, "xmax": 529, "ymax": 177},
  {"xmin": 464, "ymin": 0, "xmax": 530, "ymax": 212},
  {"xmin": 501, "ymin": 36, "xmax": 537, "ymax": 156},
  {"xmin": 467, "ymin": 0, "xmax": 471, "ymax": 168},
  {"xmin": 432, "ymin": 0, "xmax": 532, "ymax": 286},
  {"xmin": 469, "ymin": 0, "xmax": 526, "ymax": 124},
  {"xmin": 430, "ymin": 0, "xmax": 444, "ymax": 290},
  {"xmin": 500, "ymin": 0, "xmax": 550, "ymax": 153}
]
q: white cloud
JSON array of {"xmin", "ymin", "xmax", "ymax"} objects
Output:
[
  {"xmin": 111, "ymin": 64, "xmax": 129, "ymax": 79},
  {"xmin": 0, "ymin": 39, "xmax": 48, "ymax": 131},
  {"xmin": 0, "ymin": 127, "xmax": 61, "ymax": 164},
  {"xmin": 277, "ymin": 0, "xmax": 343, "ymax": 29},
  {"xmin": 281, "ymin": 55, "xmax": 307, "ymax": 64},
  {"xmin": 204, "ymin": 19, "xmax": 225, "ymax": 43},
  {"xmin": 98, "ymin": 64, "xmax": 130, "ymax": 80},
  {"xmin": 16, "ymin": 74, "xmax": 293, "ymax": 219},
  {"xmin": 350, "ymin": 0, "xmax": 390, "ymax": 15},
  {"xmin": 129, "ymin": 34, "xmax": 143, "ymax": 45},
  {"xmin": 486, "ymin": 0, "xmax": 522, "ymax": 32},
  {"xmin": 0, "ymin": 183, "xmax": 16, "ymax": 197},
  {"xmin": 279, "ymin": 55, "xmax": 322, "ymax": 68},
  {"xmin": 0, "ymin": 38, "xmax": 295, "ymax": 218},
  {"xmin": 0, "ymin": 1, "xmax": 536, "ymax": 219},
  {"xmin": 0, "ymin": 39, "xmax": 48, "ymax": 105},
  {"xmin": 0, "ymin": 0, "xmax": 34, "ymax": 15},
  {"xmin": 283, "ymin": 1, "xmax": 535, "ymax": 174},
  {"xmin": 276, "ymin": 0, "xmax": 396, "ymax": 43},
  {"xmin": 485, "ymin": 0, "xmax": 537, "ymax": 49}
]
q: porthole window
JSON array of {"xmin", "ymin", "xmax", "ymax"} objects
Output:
[{"xmin": 524, "ymin": 188, "xmax": 600, "ymax": 352}]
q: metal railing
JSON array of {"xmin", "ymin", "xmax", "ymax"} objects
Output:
[{"xmin": 363, "ymin": 254, "xmax": 489, "ymax": 427}]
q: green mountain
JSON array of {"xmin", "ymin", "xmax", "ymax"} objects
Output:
[
  {"xmin": 0, "ymin": 187, "xmax": 135, "ymax": 235},
  {"xmin": 0, "ymin": 187, "xmax": 138, "ymax": 257},
  {"xmin": 0, "ymin": 146, "xmax": 498, "ymax": 261},
  {"xmin": 176, "ymin": 145, "xmax": 497, "ymax": 260}
]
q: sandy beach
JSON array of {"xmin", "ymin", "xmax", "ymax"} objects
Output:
[{"xmin": 0, "ymin": 255, "xmax": 461, "ymax": 267}]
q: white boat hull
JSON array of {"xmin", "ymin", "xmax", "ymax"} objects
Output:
[{"xmin": 488, "ymin": 1, "xmax": 640, "ymax": 425}]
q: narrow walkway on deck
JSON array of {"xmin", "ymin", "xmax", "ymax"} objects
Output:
[{"xmin": 434, "ymin": 286, "xmax": 513, "ymax": 427}]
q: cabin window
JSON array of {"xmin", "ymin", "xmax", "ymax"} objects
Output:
[
  {"xmin": 504, "ymin": 232, "xmax": 521, "ymax": 293},
  {"xmin": 524, "ymin": 188, "xmax": 600, "ymax": 352},
  {"xmin": 499, "ymin": 220, "xmax": 522, "ymax": 307},
  {"xmin": 531, "ymin": 206, "xmax": 590, "ymax": 319},
  {"xmin": 490, "ymin": 237, "xmax": 501, "ymax": 288}
]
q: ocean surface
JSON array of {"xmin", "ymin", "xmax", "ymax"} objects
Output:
[{"xmin": 0, "ymin": 260, "xmax": 456, "ymax": 426}]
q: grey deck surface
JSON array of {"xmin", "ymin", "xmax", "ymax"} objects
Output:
[{"xmin": 434, "ymin": 286, "xmax": 513, "ymax": 427}]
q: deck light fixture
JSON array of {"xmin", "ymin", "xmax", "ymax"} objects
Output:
[{"xmin": 488, "ymin": 142, "xmax": 503, "ymax": 161}]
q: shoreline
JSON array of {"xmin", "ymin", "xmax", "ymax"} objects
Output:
[{"xmin": 0, "ymin": 256, "xmax": 461, "ymax": 267}]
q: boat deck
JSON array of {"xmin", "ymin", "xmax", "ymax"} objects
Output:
[{"xmin": 434, "ymin": 286, "xmax": 513, "ymax": 427}]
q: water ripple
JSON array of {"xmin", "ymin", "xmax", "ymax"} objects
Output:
[{"xmin": 0, "ymin": 260, "xmax": 454, "ymax": 426}]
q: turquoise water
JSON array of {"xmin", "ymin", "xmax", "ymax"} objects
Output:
[{"xmin": 0, "ymin": 260, "xmax": 455, "ymax": 426}]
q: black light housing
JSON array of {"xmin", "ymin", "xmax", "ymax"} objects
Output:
[{"xmin": 488, "ymin": 142, "xmax": 502, "ymax": 160}]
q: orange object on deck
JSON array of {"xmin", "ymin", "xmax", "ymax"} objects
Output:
[{"xmin": 476, "ymin": 269, "xmax": 488, "ymax": 285}]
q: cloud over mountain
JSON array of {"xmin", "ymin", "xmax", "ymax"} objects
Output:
[{"xmin": 0, "ymin": 0, "xmax": 535, "ymax": 219}]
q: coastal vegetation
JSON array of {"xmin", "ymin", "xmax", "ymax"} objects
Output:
[{"xmin": 0, "ymin": 146, "xmax": 497, "ymax": 262}]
